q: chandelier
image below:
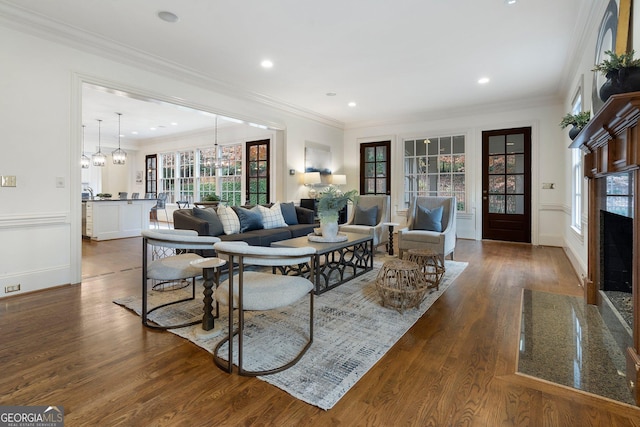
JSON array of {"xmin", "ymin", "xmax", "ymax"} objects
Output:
[
  {"xmin": 80, "ymin": 124, "xmax": 90, "ymax": 169},
  {"xmin": 91, "ymin": 119, "xmax": 106, "ymax": 167},
  {"xmin": 112, "ymin": 112, "xmax": 127, "ymax": 165}
]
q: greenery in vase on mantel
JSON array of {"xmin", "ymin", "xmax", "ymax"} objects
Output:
[{"xmin": 317, "ymin": 187, "xmax": 358, "ymax": 223}]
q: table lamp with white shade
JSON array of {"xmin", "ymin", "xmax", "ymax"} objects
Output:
[{"xmin": 304, "ymin": 172, "xmax": 321, "ymax": 198}]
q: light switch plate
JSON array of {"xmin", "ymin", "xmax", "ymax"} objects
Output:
[
  {"xmin": 1, "ymin": 176, "xmax": 16, "ymax": 187},
  {"xmin": 542, "ymin": 183, "xmax": 555, "ymax": 189}
]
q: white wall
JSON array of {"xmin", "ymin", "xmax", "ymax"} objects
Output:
[
  {"xmin": 343, "ymin": 100, "xmax": 566, "ymax": 242},
  {"xmin": 0, "ymin": 23, "xmax": 341, "ymax": 297}
]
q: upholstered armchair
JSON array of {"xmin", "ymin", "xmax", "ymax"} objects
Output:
[
  {"xmin": 339, "ymin": 195, "xmax": 390, "ymax": 248},
  {"xmin": 397, "ymin": 196, "xmax": 457, "ymax": 262}
]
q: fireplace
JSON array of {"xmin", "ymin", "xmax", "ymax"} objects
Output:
[{"xmin": 571, "ymin": 92, "xmax": 640, "ymax": 404}]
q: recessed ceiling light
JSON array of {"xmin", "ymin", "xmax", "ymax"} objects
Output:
[
  {"xmin": 171, "ymin": 122, "xmax": 178, "ymax": 126},
  {"xmin": 158, "ymin": 11, "xmax": 179, "ymax": 23},
  {"xmin": 478, "ymin": 77, "xmax": 490, "ymax": 84},
  {"xmin": 261, "ymin": 59, "xmax": 273, "ymax": 69},
  {"xmin": 131, "ymin": 131, "xmax": 138, "ymax": 135},
  {"xmin": 150, "ymin": 127, "xmax": 156, "ymax": 131},
  {"xmin": 326, "ymin": 92, "xmax": 337, "ymax": 97},
  {"xmin": 505, "ymin": 0, "xmax": 516, "ymax": 4},
  {"xmin": 348, "ymin": 101, "xmax": 357, "ymax": 107}
]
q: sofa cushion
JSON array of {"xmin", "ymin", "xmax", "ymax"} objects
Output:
[
  {"xmin": 249, "ymin": 228, "xmax": 292, "ymax": 246},
  {"xmin": 288, "ymin": 223, "xmax": 317, "ymax": 238},
  {"xmin": 217, "ymin": 205, "xmax": 241, "ymax": 235},
  {"xmin": 354, "ymin": 205, "xmax": 378, "ymax": 226},
  {"xmin": 257, "ymin": 203, "xmax": 288, "ymax": 229},
  {"xmin": 193, "ymin": 207, "xmax": 224, "ymax": 236},
  {"xmin": 280, "ymin": 202, "xmax": 299, "ymax": 225},
  {"xmin": 232, "ymin": 206, "xmax": 264, "ymax": 233},
  {"xmin": 218, "ymin": 232, "xmax": 261, "ymax": 246},
  {"xmin": 415, "ymin": 205, "xmax": 443, "ymax": 232}
]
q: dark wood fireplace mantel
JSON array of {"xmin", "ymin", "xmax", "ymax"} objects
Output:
[{"xmin": 571, "ymin": 91, "xmax": 640, "ymax": 404}]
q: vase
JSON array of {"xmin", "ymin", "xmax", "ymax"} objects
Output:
[
  {"xmin": 599, "ymin": 68, "xmax": 640, "ymax": 103},
  {"xmin": 320, "ymin": 219, "xmax": 339, "ymax": 240},
  {"xmin": 568, "ymin": 126, "xmax": 581, "ymax": 140}
]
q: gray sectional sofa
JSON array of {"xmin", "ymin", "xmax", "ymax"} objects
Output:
[{"xmin": 173, "ymin": 203, "xmax": 317, "ymax": 256}]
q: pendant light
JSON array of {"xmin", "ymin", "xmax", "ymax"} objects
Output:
[
  {"xmin": 92, "ymin": 119, "xmax": 106, "ymax": 167},
  {"xmin": 212, "ymin": 116, "xmax": 221, "ymax": 169},
  {"xmin": 112, "ymin": 112, "xmax": 127, "ymax": 165},
  {"xmin": 80, "ymin": 124, "xmax": 90, "ymax": 169}
]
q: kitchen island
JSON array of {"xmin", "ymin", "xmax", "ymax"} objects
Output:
[{"xmin": 83, "ymin": 198, "xmax": 157, "ymax": 241}]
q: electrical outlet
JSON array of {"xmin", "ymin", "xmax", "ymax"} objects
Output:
[{"xmin": 4, "ymin": 284, "xmax": 20, "ymax": 293}]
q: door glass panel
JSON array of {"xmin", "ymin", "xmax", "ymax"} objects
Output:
[
  {"xmin": 376, "ymin": 178, "xmax": 387, "ymax": 194},
  {"xmin": 489, "ymin": 176, "xmax": 505, "ymax": 194},
  {"xmin": 376, "ymin": 146, "xmax": 387, "ymax": 161},
  {"xmin": 366, "ymin": 178, "xmax": 375, "ymax": 193},
  {"xmin": 365, "ymin": 147, "xmax": 375, "ymax": 162},
  {"xmin": 489, "ymin": 155, "xmax": 505, "ymax": 174},
  {"xmin": 416, "ymin": 140, "xmax": 427, "ymax": 156},
  {"xmin": 489, "ymin": 195, "xmax": 505, "ymax": 213},
  {"xmin": 507, "ymin": 195, "xmax": 525, "ymax": 214},
  {"xmin": 375, "ymin": 162, "xmax": 386, "ymax": 176},
  {"xmin": 365, "ymin": 163, "xmax": 375, "ymax": 177},
  {"xmin": 507, "ymin": 154, "xmax": 524, "ymax": 173},
  {"xmin": 489, "ymin": 136, "xmax": 505, "ymax": 154},
  {"xmin": 405, "ymin": 158, "xmax": 415, "ymax": 174},
  {"xmin": 506, "ymin": 175, "xmax": 524, "ymax": 193},
  {"xmin": 507, "ymin": 134, "xmax": 524, "ymax": 153}
]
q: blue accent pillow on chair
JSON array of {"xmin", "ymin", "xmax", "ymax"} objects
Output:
[
  {"xmin": 414, "ymin": 205, "xmax": 443, "ymax": 232},
  {"xmin": 232, "ymin": 206, "xmax": 264, "ymax": 232},
  {"xmin": 354, "ymin": 205, "xmax": 378, "ymax": 226},
  {"xmin": 193, "ymin": 207, "xmax": 224, "ymax": 236}
]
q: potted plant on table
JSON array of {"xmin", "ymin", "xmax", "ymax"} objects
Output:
[
  {"xmin": 560, "ymin": 111, "xmax": 591, "ymax": 140},
  {"xmin": 593, "ymin": 50, "xmax": 640, "ymax": 102},
  {"xmin": 317, "ymin": 187, "xmax": 358, "ymax": 239}
]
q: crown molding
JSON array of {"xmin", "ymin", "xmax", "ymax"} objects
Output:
[
  {"xmin": 344, "ymin": 94, "xmax": 563, "ymax": 130},
  {"xmin": 0, "ymin": 2, "xmax": 345, "ymax": 130}
]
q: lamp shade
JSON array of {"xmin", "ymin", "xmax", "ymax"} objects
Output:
[
  {"xmin": 332, "ymin": 174, "xmax": 346, "ymax": 186},
  {"xmin": 304, "ymin": 172, "xmax": 321, "ymax": 185}
]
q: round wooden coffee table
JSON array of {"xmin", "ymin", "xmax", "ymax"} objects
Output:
[{"xmin": 375, "ymin": 259, "xmax": 429, "ymax": 312}]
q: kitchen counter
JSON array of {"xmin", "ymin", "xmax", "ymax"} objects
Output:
[{"xmin": 83, "ymin": 199, "xmax": 157, "ymax": 240}]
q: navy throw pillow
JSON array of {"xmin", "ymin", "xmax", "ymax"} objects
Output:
[
  {"xmin": 193, "ymin": 207, "xmax": 224, "ymax": 236},
  {"xmin": 354, "ymin": 205, "xmax": 378, "ymax": 226},
  {"xmin": 414, "ymin": 205, "xmax": 443, "ymax": 232},
  {"xmin": 280, "ymin": 202, "xmax": 299, "ymax": 225},
  {"xmin": 232, "ymin": 206, "xmax": 264, "ymax": 232}
]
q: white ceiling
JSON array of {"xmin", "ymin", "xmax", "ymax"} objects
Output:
[{"xmin": 2, "ymin": 0, "xmax": 591, "ymax": 136}]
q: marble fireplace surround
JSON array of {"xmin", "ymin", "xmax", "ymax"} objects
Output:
[{"xmin": 571, "ymin": 91, "xmax": 640, "ymax": 405}]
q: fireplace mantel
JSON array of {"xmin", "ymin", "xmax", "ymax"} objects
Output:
[{"xmin": 571, "ymin": 91, "xmax": 640, "ymax": 404}]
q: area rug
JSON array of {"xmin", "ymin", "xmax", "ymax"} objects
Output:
[{"xmin": 114, "ymin": 259, "xmax": 467, "ymax": 410}]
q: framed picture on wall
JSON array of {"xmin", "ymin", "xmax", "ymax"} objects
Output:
[{"xmin": 592, "ymin": 0, "xmax": 632, "ymax": 114}]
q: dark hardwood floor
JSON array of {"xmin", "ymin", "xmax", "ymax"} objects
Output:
[{"xmin": 1, "ymin": 238, "xmax": 639, "ymax": 426}]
